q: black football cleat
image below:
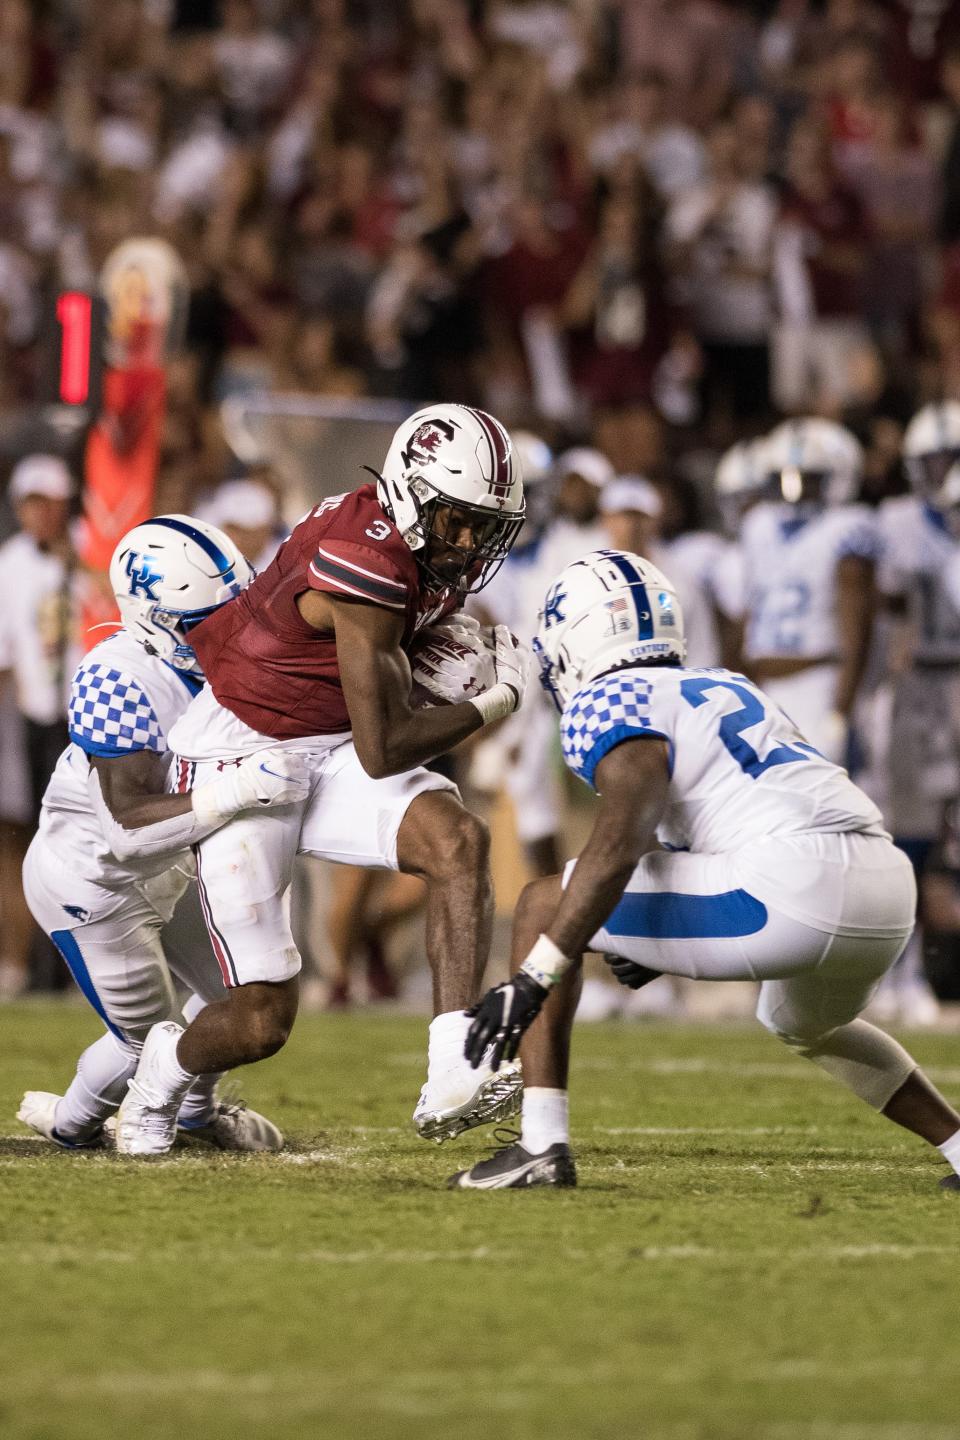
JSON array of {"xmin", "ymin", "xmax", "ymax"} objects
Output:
[
  {"xmin": 939, "ymin": 1173, "xmax": 960, "ymax": 1191},
  {"xmin": 447, "ymin": 1139, "xmax": 577, "ymax": 1190}
]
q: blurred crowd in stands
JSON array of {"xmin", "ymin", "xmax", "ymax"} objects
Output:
[
  {"xmin": 4, "ymin": 0, "xmax": 960, "ymax": 1012},
  {"xmin": 0, "ymin": 2, "xmax": 954, "ymax": 475}
]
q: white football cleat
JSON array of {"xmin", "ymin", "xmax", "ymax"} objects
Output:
[
  {"xmin": 17, "ymin": 1091, "xmax": 113, "ymax": 1150},
  {"xmin": 179, "ymin": 1101, "xmax": 283, "ymax": 1152},
  {"xmin": 116, "ymin": 1022, "xmax": 189, "ymax": 1157},
  {"xmin": 413, "ymin": 1055, "xmax": 523, "ymax": 1144}
]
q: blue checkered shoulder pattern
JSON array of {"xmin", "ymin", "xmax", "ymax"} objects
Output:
[
  {"xmin": 68, "ymin": 663, "xmax": 164, "ymax": 758},
  {"xmin": 561, "ymin": 673, "xmax": 664, "ymax": 790}
]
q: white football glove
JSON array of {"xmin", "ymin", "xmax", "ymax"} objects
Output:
[
  {"xmin": 490, "ymin": 625, "xmax": 528, "ymax": 704},
  {"xmin": 410, "ymin": 621, "xmax": 497, "ymax": 706},
  {"xmin": 468, "ymin": 625, "xmax": 529, "ymax": 725},
  {"xmin": 192, "ymin": 748, "xmax": 313, "ymax": 827}
]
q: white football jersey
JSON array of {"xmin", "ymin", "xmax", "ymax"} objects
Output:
[
  {"xmin": 480, "ymin": 535, "xmax": 550, "ymax": 641},
  {"xmin": 560, "ymin": 664, "xmax": 886, "ymax": 856},
  {"xmin": 878, "ymin": 495, "xmax": 960, "ymax": 665},
  {"xmin": 37, "ymin": 630, "xmax": 202, "ymax": 886},
  {"xmin": 741, "ymin": 502, "xmax": 880, "ymax": 661},
  {"xmin": 667, "ymin": 530, "xmax": 744, "ymax": 622}
]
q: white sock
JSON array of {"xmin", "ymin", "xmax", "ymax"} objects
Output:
[
  {"xmin": 181, "ymin": 992, "xmax": 208, "ymax": 1025},
  {"xmin": 176, "ymin": 1072, "xmax": 222, "ymax": 1128},
  {"xmin": 149, "ymin": 1023, "xmax": 198, "ymax": 1099},
  {"xmin": 420, "ymin": 1011, "xmax": 481, "ymax": 1109},
  {"xmin": 521, "ymin": 1087, "xmax": 569, "ymax": 1154},
  {"xmin": 937, "ymin": 1127, "xmax": 960, "ymax": 1177},
  {"xmin": 427, "ymin": 1010, "xmax": 471, "ymax": 1069},
  {"xmin": 53, "ymin": 1031, "xmax": 139, "ymax": 1140}
]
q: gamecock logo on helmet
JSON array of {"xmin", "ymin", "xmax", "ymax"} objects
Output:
[{"xmin": 403, "ymin": 421, "xmax": 452, "ymax": 469}]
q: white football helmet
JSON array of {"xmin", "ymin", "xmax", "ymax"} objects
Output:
[
  {"xmin": 931, "ymin": 459, "xmax": 960, "ymax": 535},
  {"xmin": 763, "ymin": 418, "xmax": 863, "ymax": 508},
  {"xmin": 375, "ymin": 404, "xmax": 525, "ymax": 592},
  {"xmin": 533, "ymin": 549, "xmax": 686, "ymax": 712},
  {"xmin": 902, "ymin": 401, "xmax": 960, "ymax": 497},
  {"xmin": 714, "ymin": 438, "xmax": 767, "ymax": 533},
  {"xmin": 511, "ymin": 429, "xmax": 553, "ymax": 544},
  {"xmin": 110, "ymin": 514, "xmax": 253, "ymax": 677}
]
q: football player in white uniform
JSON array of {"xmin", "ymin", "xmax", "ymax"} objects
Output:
[
  {"xmin": 739, "ymin": 418, "xmax": 878, "ymax": 763},
  {"xmin": 469, "ymin": 430, "xmax": 564, "ymax": 876},
  {"xmin": 598, "ymin": 474, "xmax": 716, "ymax": 667},
  {"xmin": 707, "ymin": 437, "xmax": 769, "ymax": 657},
  {"xmin": 17, "ymin": 516, "xmax": 304, "ymax": 1150},
  {"xmin": 450, "ymin": 550, "xmax": 960, "ymax": 1192},
  {"xmin": 936, "ymin": 460, "xmax": 960, "ymax": 616},
  {"xmin": 878, "ymin": 402, "xmax": 960, "ymax": 867}
]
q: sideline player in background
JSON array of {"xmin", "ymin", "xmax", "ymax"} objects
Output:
[
  {"xmin": 738, "ymin": 418, "xmax": 878, "ymax": 762},
  {"xmin": 878, "ymin": 404, "xmax": 960, "ymax": 877},
  {"xmin": 469, "ymin": 430, "xmax": 564, "ymax": 877},
  {"xmin": 18, "ymin": 516, "xmax": 301, "ymax": 1150},
  {"xmin": 452, "ymin": 550, "xmax": 960, "ymax": 1192},
  {"xmin": 115, "ymin": 405, "xmax": 529, "ymax": 1156},
  {"xmin": 869, "ymin": 404, "xmax": 960, "ymax": 1024}
]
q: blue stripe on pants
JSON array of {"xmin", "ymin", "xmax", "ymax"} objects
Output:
[
  {"xmin": 51, "ymin": 928, "xmax": 126, "ymax": 1041},
  {"xmin": 603, "ymin": 889, "xmax": 768, "ymax": 940}
]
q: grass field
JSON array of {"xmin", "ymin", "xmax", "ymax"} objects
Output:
[{"xmin": 2, "ymin": 1001, "xmax": 960, "ymax": 1440}]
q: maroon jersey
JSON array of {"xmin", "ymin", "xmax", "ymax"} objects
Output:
[
  {"xmin": 780, "ymin": 182, "xmax": 868, "ymax": 318},
  {"xmin": 191, "ymin": 484, "xmax": 456, "ymax": 739}
]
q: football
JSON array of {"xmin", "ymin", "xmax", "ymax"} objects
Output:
[{"xmin": 409, "ymin": 619, "xmax": 497, "ymax": 707}]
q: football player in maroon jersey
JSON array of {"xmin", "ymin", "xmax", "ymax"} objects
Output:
[{"xmin": 113, "ymin": 405, "xmax": 530, "ymax": 1156}]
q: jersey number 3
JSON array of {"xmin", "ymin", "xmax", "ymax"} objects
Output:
[{"xmin": 680, "ymin": 676, "xmax": 816, "ymax": 780}]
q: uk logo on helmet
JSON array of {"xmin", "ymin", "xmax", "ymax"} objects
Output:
[
  {"xmin": 124, "ymin": 550, "xmax": 163, "ymax": 600},
  {"xmin": 543, "ymin": 583, "xmax": 567, "ymax": 628}
]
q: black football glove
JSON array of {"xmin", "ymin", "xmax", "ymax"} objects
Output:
[
  {"xmin": 464, "ymin": 971, "xmax": 549, "ymax": 1071},
  {"xmin": 603, "ymin": 954, "xmax": 664, "ymax": 991}
]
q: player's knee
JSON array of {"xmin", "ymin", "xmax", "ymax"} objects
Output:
[
  {"xmin": 451, "ymin": 807, "xmax": 489, "ymax": 871},
  {"xmin": 110, "ymin": 1032, "xmax": 143, "ymax": 1061},
  {"xmin": 247, "ymin": 1011, "xmax": 291, "ymax": 1059},
  {"xmin": 232, "ymin": 983, "xmax": 297, "ymax": 1060},
  {"xmin": 424, "ymin": 804, "xmax": 490, "ymax": 882},
  {"xmin": 516, "ymin": 875, "xmax": 564, "ymax": 933}
]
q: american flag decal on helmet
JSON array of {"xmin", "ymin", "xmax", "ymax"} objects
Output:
[{"xmin": 472, "ymin": 407, "xmax": 515, "ymax": 501}]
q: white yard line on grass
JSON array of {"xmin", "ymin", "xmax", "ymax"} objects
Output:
[
  {"xmin": 0, "ymin": 1240, "xmax": 953, "ymax": 1267},
  {"xmin": 596, "ymin": 1125, "xmax": 818, "ymax": 1135}
]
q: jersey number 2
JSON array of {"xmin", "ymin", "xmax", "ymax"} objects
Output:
[{"xmin": 680, "ymin": 676, "xmax": 815, "ymax": 779}]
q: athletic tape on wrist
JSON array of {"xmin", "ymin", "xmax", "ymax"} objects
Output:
[
  {"xmin": 519, "ymin": 933, "xmax": 570, "ymax": 990},
  {"xmin": 468, "ymin": 682, "xmax": 517, "ymax": 725}
]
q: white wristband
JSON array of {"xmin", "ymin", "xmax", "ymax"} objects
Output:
[
  {"xmin": 468, "ymin": 682, "xmax": 518, "ymax": 725},
  {"xmin": 520, "ymin": 933, "xmax": 572, "ymax": 990}
]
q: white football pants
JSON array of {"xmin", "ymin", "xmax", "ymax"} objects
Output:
[
  {"xmin": 568, "ymin": 831, "xmax": 916, "ymax": 1045},
  {"xmin": 177, "ymin": 740, "xmax": 457, "ymax": 987},
  {"xmin": 23, "ymin": 838, "xmax": 225, "ymax": 1138}
]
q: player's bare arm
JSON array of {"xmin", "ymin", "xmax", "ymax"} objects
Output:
[
  {"xmin": 91, "ymin": 750, "xmax": 192, "ymax": 829},
  {"xmin": 834, "ymin": 553, "xmax": 875, "ymax": 719},
  {"xmin": 464, "ymin": 736, "xmax": 670, "ymax": 1069},
  {"xmin": 297, "ymin": 588, "xmax": 520, "ymax": 778},
  {"xmin": 87, "ymin": 744, "xmax": 311, "ymax": 863},
  {"xmin": 541, "ymin": 738, "xmax": 670, "ymax": 960}
]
